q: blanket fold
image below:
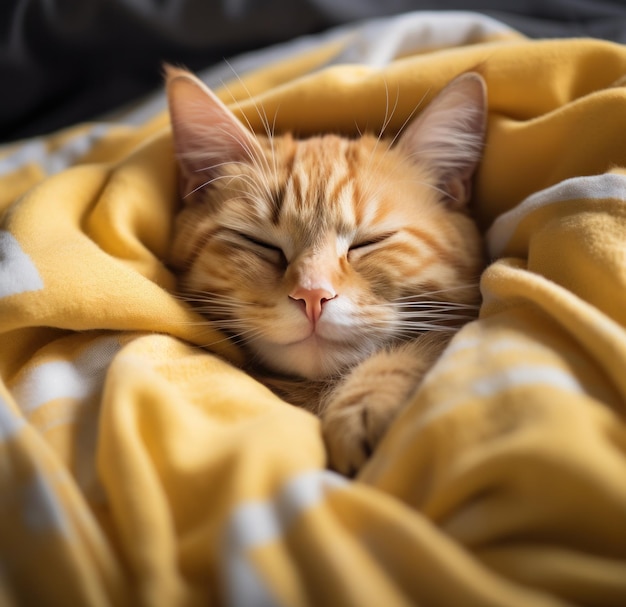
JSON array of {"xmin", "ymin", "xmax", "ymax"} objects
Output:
[{"xmin": 1, "ymin": 11, "xmax": 626, "ymax": 607}]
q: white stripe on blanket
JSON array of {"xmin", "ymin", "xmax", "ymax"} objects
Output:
[
  {"xmin": 11, "ymin": 335, "xmax": 122, "ymax": 415},
  {"xmin": 0, "ymin": 394, "xmax": 26, "ymax": 439},
  {"xmin": 0, "ymin": 230, "xmax": 44, "ymax": 297},
  {"xmin": 223, "ymin": 470, "xmax": 347, "ymax": 607},
  {"xmin": 487, "ymin": 173, "xmax": 626, "ymax": 257}
]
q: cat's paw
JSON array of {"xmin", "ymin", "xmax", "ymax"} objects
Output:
[{"xmin": 321, "ymin": 393, "xmax": 400, "ymax": 476}]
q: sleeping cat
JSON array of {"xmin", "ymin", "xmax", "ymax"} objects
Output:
[{"xmin": 165, "ymin": 66, "xmax": 486, "ymax": 475}]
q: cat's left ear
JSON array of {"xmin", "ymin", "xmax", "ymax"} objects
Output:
[{"xmin": 397, "ymin": 72, "xmax": 487, "ymax": 209}]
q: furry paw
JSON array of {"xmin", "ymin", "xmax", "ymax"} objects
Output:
[
  {"xmin": 321, "ymin": 393, "xmax": 400, "ymax": 476},
  {"xmin": 320, "ymin": 339, "xmax": 444, "ymax": 475}
]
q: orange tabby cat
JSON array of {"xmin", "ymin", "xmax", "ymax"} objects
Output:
[{"xmin": 166, "ymin": 66, "xmax": 486, "ymax": 475}]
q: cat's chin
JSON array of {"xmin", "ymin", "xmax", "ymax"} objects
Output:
[{"xmin": 250, "ymin": 334, "xmax": 369, "ymax": 380}]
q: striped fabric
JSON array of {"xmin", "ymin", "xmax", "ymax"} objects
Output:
[{"xmin": 1, "ymin": 11, "xmax": 626, "ymax": 606}]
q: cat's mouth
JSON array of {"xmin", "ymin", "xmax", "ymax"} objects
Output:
[
  {"xmin": 285, "ymin": 320, "xmax": 363, "ymax": 350},
  {"xmin": 287, "ymin": 327, "xmax": 331, "ymax": 345},
  {"xmin": 251, "ymin": 329, "xmax": 366, "ymax": 380}
]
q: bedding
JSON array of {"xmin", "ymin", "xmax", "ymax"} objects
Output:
[{"xmin": 2, "ymin": 10, "xmax": 626, "ymax": 607}]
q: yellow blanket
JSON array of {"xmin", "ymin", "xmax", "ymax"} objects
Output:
[{"xmin": 2, "ymin": 12, "xmax": 626, "ymax": 606}]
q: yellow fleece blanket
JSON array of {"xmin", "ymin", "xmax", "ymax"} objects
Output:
[{"xmin": 2, "ymin": 12, "xmax": 626, "ymax": 607}]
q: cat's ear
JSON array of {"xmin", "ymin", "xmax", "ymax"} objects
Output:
[
  {"xmin": 165, "ymin": 64, "xmax": 262, "ymax": 199},
  {"xmin": 397, "ymin": 72, "xmax": 487, "ymax": 209}
]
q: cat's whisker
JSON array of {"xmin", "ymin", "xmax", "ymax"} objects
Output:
[
  {"xmin": 175, "ymin": 299, "xmax": 251, "ymax": 316},
  {"xmin": 200, "ymin": 320, "xmax": 252, "ymax": 330},
  {"xmin": 372, "ymin": 313, "xmax": 476, "ymax": 325},
  {"xmin": 401, "ymin": 316, "xmax": 478, "ymax": 324},
  {"xmin": 359, "ymin": 80, "xmax": 430, "ymax": 206},
  {"xmin": 176, "ymin": 291, "xmax": 270, "ymax": 340},
  {"xmin": 356, "ymin": 80, "xmax": 389, "ymax": 204},
  {"xmin": 387, "ymin": 88, "xmax": 429, "ymax": 149},
  {"xmin": 219, "ymin": 66, "xmax": 274, "ymax": 141},
  {"xmin": 403, "ymin": 325, "xmax": 461, "ymax": 332},
  {"xmin": 392, "ymin": 175, "xmax": 455, "ymax": 201},
  {"xmin": 393, "ymin": 328, "xmax": 459, "ymax": 338},
  {"xmin": 357, "ymin": 79, "xmax": 396, "ymax": 204},
  {"xmin": 183, "ymin": 167, "xmax": 271, "ymax": 200},
  {"xmin": 173, "ymin": 325, "xmax": 251, "ymax": 348},
  {"xmin": 219, "ymin": 63, "xmax": 281, "ymax": 201},
  {"xmin": 392, "ymin": 284, "xmax": 481, "ymax": 299},
  {"xmin": 359, "ymin": 160, "xmax": 426, "ymax": 209},
  {"xmin": 199, "ymin": 117, "xmax": 275, "ymax": 204},
  {"xmin": 183, "ymin": 173, "xmax": 239, "ymax": 198},
  {"xmin": 370, "ymin": 308, "xmax": 478, "ymax": 318},
  {"xmin": 226, "ymin": 328, "xmax": 269, "ymax": 348},
  {"xmin": 396, "ymin": 314, "xmax": 479, "ymax": 322},
  {"xmin": 192, "ymin": 161, "xmax": 275, "ymax": 202},
  {"xmin": 201, "ymin": 324, "xmax": 267, "ymax": 348},
  {"xmin": 176, "ymin": 290, "xmax": 246, "ymax": 303},
  {"xmin": 236, "ymin": 155, "xmax": 277, "ymax": 213},
  {"xmin": 261, "ymin": 105, "xmax": 281, "ymax": 194},
  {"xmin": 370, "ymin": 79, "xmax": 393, "ymax": 153},
  {"xmin": 389, "ymin": 302, "xmax": 480, "ymax": 312},
  {"xmin": 388, "ymin": 297, "xmax": 480, "ymax": 305},
  {"xmin": 224, "ymin": 64, "xmax": 276, "ymax": 143},
  {"xmin": 240, "ymin": 141, "xmax": 276, "ymax": 203},
  {"xmin": 163, "ymin": 318, "xmax": 245, "ymax": 348},
  {"xmin": 197, "ymin": 333, "xmax": 247, "ymax": 349},
  {"xmin": 190, "ymin": 308, "xmax": 251, "ymax": 320},
  {"xmin": 179, "ymin": 301, "xmax": 244, "ymax": 315},
  {"xmin": 188, "ymin": 166, "xmax": 273, "ymax": 210},
  {"xmin": 194, "ymin": 160, "xmax": 250, "ymax": 174},
  {"xmin": 353, "ymin": 119, "xmax": 364, "ymax": 138},
  {"xmin": 178, "ymin": 297, "xmax": 244, "ymax": 308}
]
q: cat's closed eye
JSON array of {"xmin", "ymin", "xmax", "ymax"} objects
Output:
[
  {"xmin": 349, "ymin": 231, "xmax": 396, "ymax": 252},
  {"xmin": 239, "ymin": 232, "xmax": 281, "ymax": 252},
  {"xmin": 238, "ymin": 232, "xmax": 287, "ymax": 264}
]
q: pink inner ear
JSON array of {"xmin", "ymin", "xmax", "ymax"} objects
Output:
[
  {"xmin": 396, "ymin": 73, "xmax": 487, "ymax": 207},
  {"xmin": 166, "ymin": 69, "xmax": 262, "ymax": 196}
]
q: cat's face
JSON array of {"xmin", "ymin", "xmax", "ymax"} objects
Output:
[{"xmin": 166, "ymin": 67, "xmax": 486, "ymax": 379}]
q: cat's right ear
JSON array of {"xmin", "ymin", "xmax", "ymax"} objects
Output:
[{"xmin": 165, "ymin": 65, "xmax": 262, "ymax": 200}]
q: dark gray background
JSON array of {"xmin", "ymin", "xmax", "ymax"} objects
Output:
[{"xmin": 3, "ymin": 0, "xmax": 626, "ymax": 142}]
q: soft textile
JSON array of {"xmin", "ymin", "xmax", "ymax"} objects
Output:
[{"xmin": 1, "ymin": 12, "xmax": 625, "ymax": 607}]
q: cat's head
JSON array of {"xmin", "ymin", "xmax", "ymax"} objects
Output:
[{"xmin": 166, "ymin": 66, "xmax": 487, "ymax": 379}]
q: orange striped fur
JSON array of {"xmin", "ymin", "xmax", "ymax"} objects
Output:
[{"xmin": 166, "ymin": 67, "xmax": 487, "ymax": 474}]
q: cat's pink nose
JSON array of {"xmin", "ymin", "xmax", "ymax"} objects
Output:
[{"xmin": 289, "ymin": 287, "xmax": 336, "ymax": 324}]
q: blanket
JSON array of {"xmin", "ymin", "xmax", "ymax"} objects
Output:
[{"xmin": 1, "ymin": 11, "xmax": 626, "ymax": 607}]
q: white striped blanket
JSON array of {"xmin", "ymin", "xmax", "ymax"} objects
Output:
[{"xmin": 1, "ymin": 11, "xmax": 625, "ymax": 607}]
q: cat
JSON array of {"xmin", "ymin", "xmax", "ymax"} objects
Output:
[{"xmin": 165, "ymin": 65, "xmax": 487, "ymax": 475}]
